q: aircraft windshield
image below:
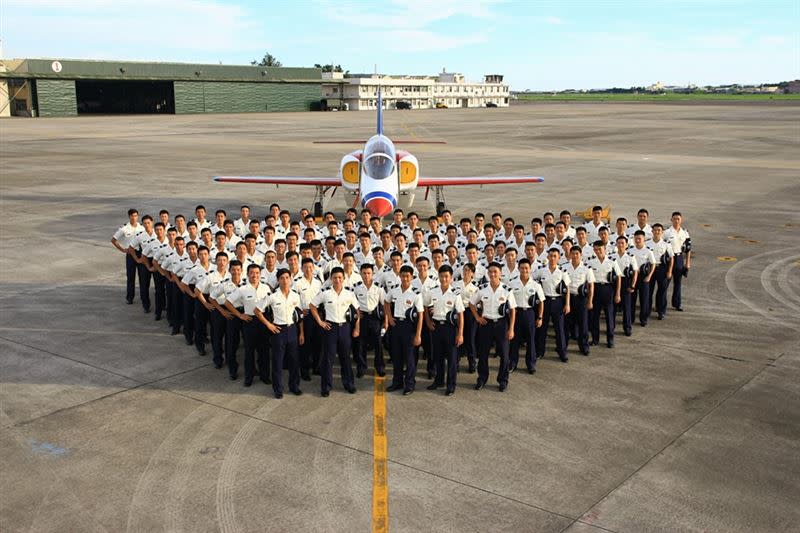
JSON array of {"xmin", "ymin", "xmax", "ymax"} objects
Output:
[{"xmin": 364, "ymin": 154, "xmax": 394, "ymax": 180}]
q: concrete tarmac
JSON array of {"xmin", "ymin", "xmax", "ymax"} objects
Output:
[{"xmin": 1, "ymin": 102, "xmax": 799, "ymax": 532}]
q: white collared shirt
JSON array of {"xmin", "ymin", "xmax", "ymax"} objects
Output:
[
  {"xmin": 533, "ymin": 265, "xmax": 572, "ymax": 297},
  {"xmin": 386, "ymin": 285, "xmax": 424, "ymax": 319},
  {"xmin": 424, "ymin": 285, "xmax": 465, "ymax": 321},
  {"xmin": 353, "ymin": 281, "xmax": 386, "ymax": 313},
  {"xmin": 265, "ymin": 288, "xmax": 302, "ymax": 325},
  {"xmin": 509, "ymin": 277, "xmax": 545, "ymax": 309},
  {"xmin": 112, "ymin": 222, "xmax": 144, "ymax": 249},
  {"xmin": 292, "ymin": 274, "xmax": 322, "ymax": 310},
  {"xmin": 587, "ymin": 256, "xmax": 623, "ymax": 284},
  {"xmin": 311, "ymin": 286, "xmax": 358, "ymax": 323},
  {"xmin": 563, "ymin": 262, "xmax": 596, "ymax": 295},
  {"xmin": 229, "ymin": 282, "xmax": 271, "ymax": 315},
  {"xmin": 469, "ymin": 283, "xmax": 516, "ymax": 320}
]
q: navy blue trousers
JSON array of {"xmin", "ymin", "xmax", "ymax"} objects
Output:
[
  {"xmin": 389, "ymin": 320, "xmax": 416, "ymax": 391},
  {"xmin": 321, "ymin": 323, "xmax": 354, "ymax": 393},
  {"xmin": 590, "ymin": 284, "xmax": 615, "ymax": 345},
  {"xmin": 510, "ymin": 308, "xmax": 537, "ymax": 370},
  {"xmin": 270, "ymin": 324, "xmax": 300, "ymax": 394},
  {"xmin": 432, "ymin": 322, "xmax": 458, "ymax": 392},
  {"xmin": 477, "ymin": 319, "xmax": 510, "ymax": 387},
  {"xmin": 536, "ymin": 297, "xmax": 567, "ymax": 360}
]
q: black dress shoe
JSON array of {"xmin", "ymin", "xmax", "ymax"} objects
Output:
[
  {"xmin": 402, "ymin": 389, "xmax": 414, "ymax": 396},
  {"xmin": 261, "ymin": 377, "xmax": 272, "ymax": 385},
  {"xmin": 509, "ymin": 366, "xmax": 516, "ymax": 374},
  {"xmin": 143, "ymin": 307, "xmax": 151, "ymax": 314},
  {"xmin": 185, "ymin": 339, "xmax": 193, "ymax": 346},
  {"xmin": 356, "ymin": 370, "xmax": 365, "ymax": 378},
  {"xmin": 474, "ymin": 382, "xmax": 484, "ymax": 390},
  {"xmin": 274, "ymin": 392, "xmax": 283, "ymax": 399},
  {"xmin": 291, "ymin": 389, "xmax": 303, "ymax": 396},
  {"xmin": 624, "ymin": 331, "xmax": 632, "ymax": 337},
  {"xmin": 445, "ymin": 390, "xmax": 454, "ymax": 396},
  {"xmin": 346, "ymin": 386, "xmax": 357, "ymax": 394},
  {"xmin": 154, "ymin": 314, "xmax": 162, "ymax": 321},
  {"xmin": 640, "ymin": 322, "xmax": 647, "ymax": 327},
  {"xmin": 243, "ymin": 378, "xmax": 253, "ymax": 387},
  {"xmin": 527, "ymin": 368, "xmax": 536, "ymax": 374},
  {"xmin": 426, "ymin": 383, "xmax": 440, "ymax": 390},
  {"xmin": 213, "ymin": 362, "xmax": 222, "ymax": 369},
  {"xmin": 126, "ymin": 298, "xmax": 133, "ymax": 305},
  {"xmin": 301, "ymin": 372, "xmax": 311, "ymax": 382},
  {"xmin": 468, "ymin": 364, "xmax": 476, "ymax": 374},
  {"xmin": 171, "ymin": 330, "xmax": 179, "ymax": 336},
  {"xmin": 589, "ymin": 341, "xmax": 598, "ymax": 346},
  {"xmin": 580, "ymin": 350, "xmax": 590, "ymax": 356},
  {"xmin": 376, "ymin": 369, "xmax": 386, "ymax": 377},
  {"xmin": 607, "ymin": 342, "xmax": 614, "ymax": 348},
  {"xmin": 229, "ymin": 374, "xmax": 238, "ymax": 381},
  {"xmin": 498, "ymin": 383, "xmax": 507, "ymax": 392},
  {"xmin": 427, "ymin": 371, "xmax": 434, "ymax": 380},
  {"xmin": 321, "ymin": 390, "xmax": 330, "ymax": 397},
  {"xmin": 674, "ymin": 306, "xmax": 684, "ymax": 312},
  {"xmin": 386, "ymin": 384, "xmax": 403, "ymax": 392},
  {"xmin": 559, "ymin": 357, "xmax": 569, "ymax": 363},
  {"xmin": 657, "ymin": 314, "xmax": 664, "ymax": 320},
  {"xmin": 198, "ymin": 349, "xmax": 207, "ymax": 356}
]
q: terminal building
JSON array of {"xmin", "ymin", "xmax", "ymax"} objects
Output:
[
  {"xmin": 321, "ymin": 70, "xmax": 510, "ymax": 110},
  {"xmin": 0, "ymin": 58, "xmax": 321, "ymax": 117}
]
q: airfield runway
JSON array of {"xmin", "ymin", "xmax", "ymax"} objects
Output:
[{"xmin": 1, "ymin": 102, "xmax": 799, "ymax": 532}]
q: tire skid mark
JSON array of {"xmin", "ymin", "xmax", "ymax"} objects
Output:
[
  {"xmin": 166, "ymin": 404, "xmax": 232, "ymax": 533},
  {"xmin": 125, "ymin": 405, "xmax": 204, "ymax": 532},
  {"xmin": 215, "ymin": 401, "xmax": 281, "ymax": 533},
  {"xmin": 761, "ymin": 253, "xmax": 800, "ymax": 313},
  {"xmin": 776, "ymin": 255, "xmax": 800, "ymax": 305},
  {"xmin": 725, "ymin": 248, "xmax": 800, "ymax": 332}
]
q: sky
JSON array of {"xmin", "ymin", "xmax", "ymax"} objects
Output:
[{"xmin": 1, "ymin": 0, "xmax": 798, "ymax": 90}]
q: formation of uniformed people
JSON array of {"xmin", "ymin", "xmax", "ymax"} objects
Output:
[{"xmin": 111, "ymin": 203, "xmax": 693, "ymax": 398}]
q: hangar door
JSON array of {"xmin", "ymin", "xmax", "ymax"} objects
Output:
[{"xmin": 76, "ymin": 80, "xmax": 175, "ymax": 114}]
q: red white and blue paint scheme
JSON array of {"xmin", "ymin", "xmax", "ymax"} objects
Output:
[{"xmin": 214, "ymin": 89, "xmax": 543, "ymax": 218}]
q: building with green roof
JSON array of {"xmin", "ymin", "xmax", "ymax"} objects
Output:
[{"xmin": 0, "ymin": 58, "xmax": 322, "ymax": 117}]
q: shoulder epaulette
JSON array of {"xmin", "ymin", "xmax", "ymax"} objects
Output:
[
  {"xmin": 354, "ymin": 281, "xmax": 363, "ymax": 286},
  {"xmin": 344, "ymin": 286, "xmax": 354, "ymax": 291},
  {"xmin": 412, "ymin": 287, "xmax": 420, "ymax": 294}
]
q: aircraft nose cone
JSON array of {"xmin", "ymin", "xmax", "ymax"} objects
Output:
[{"xmin": 365, "ymin": 197, "xmax": 394, "ymax": 218}]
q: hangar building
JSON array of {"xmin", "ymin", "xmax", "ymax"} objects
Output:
[{"xmin": 0, "ymin": 58, "xmax": 322, "ymax": 117}]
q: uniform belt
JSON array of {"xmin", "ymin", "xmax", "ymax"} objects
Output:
[
  {"xmin": 545, "ymin": 296, "xmax": 560, "ymax": 300},
  {"xmin": 483, "ymin": 317, "xmax": 504, "ymax": 323},
  {"xmin": 328, "ymin": 321, "xmax": 348, "ymax": 326},
  {"xmin": 433, "ymin": 319, "xmax": 454, "ymax": 325}
]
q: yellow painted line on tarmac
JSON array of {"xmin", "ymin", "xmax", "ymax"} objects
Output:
[
  {"xmin": 372, "ymin": 375, "xmax": 389, "ymax": 533},
  {"xmin": 717, "ymin": 256, "xmax": 738, "ymax": 262}
]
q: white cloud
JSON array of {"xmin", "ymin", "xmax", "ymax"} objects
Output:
[
  {"xmin": 319, "ymin": 0, "xmax": 499, "ymax": 52},
  {"xmin": 1, "ymin": 0, "xmax": 268, "ymax": 60}
]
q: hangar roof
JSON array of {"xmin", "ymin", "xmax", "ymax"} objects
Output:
[{"xmin": 0, "ymin": 58, "xmax": 322, "ymax": 83}]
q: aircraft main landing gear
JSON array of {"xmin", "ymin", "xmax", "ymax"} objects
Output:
[{"xmin": 434, "ymin": 186, "xmax": 446, "ymax": 216}]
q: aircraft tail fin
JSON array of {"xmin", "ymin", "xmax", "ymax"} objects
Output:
[{"xmin": 377, "ymin": 86, "xmax": 383, "ymax": 136}]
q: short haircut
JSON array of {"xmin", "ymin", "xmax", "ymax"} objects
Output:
[
  {"xmin": 247, "ymin": 263, "xmax": 261, "ymax": 272},
  {"xmin": 229, "ymin": 259, "xmax": 243, "ymax": 268},
  {"xmin": 360, "ymin": 263, "xmax": 374, "ymax": 271},
  {"xmin": 399, "ymin": 265, "xmax": 414, "ymax": 275},
  {"xmin": 438, "ymin": 265, "xmax": 453, "ymax": 275},
  {"xmin": 329, "ymin": 266, "xmax": 344, "ymax": 277},
  {"xmin": 128, "ymin": 208, "xmax": 139, "ymax": 216}
]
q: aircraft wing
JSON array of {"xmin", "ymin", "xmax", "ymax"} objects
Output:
[
  {"xmin": 213, "ymin": 176, "xmax": 340, "ymax": 186},
  {"xmin": 417, "ymin": 176, "xmax": 544, "ymax": 186}
]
